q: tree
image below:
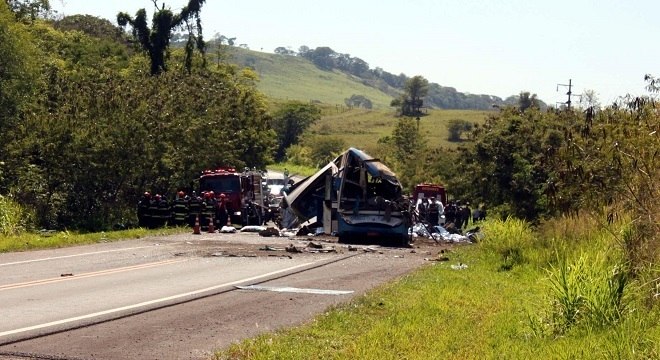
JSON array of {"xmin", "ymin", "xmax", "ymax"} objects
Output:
[
  {"xmin": 446, "ymin": 119, "xmax": 473, "ymax": 142},
  {"xmin": 308, "ymin": 46, "xmax": 337, "ymax": 70},
  {"xmin": 271, "ymin": 102, "xmax": 322, "ymax": 161},
  {"xmin": 117, "ymin": 0, "xmax": 206, "ymax": 75},
  {"xmin": 344, "ymin": 94, "xmax": 372, "ymax": 109},
  {"xmin": 518, "ymin": 91, "xmax": 540, "ymax": 112},
  {"xmin": 297, "ymin": 45, "xmax": 310, "ymax": 57},
  {"xmin": 373, "ymin": 117, "xmax": 428, "ymax": 190},
  {"xmin": 54, "ymin": 14, "xmax": 126, "ymax": 42},
  {"xmin": 6, "ymin": 0, "xmax": 50, "ymax": 22},
  {"xmin": 400, "ymin": 75, "xmax": 428, "ymax": 116},
  {"xmin": 274, "ymin": 46, "xmax": 295, "ymax": 56},
  {"xmin": 305, "ymin": 136, "xmax": 345, "ymax": 168},
  {"xmin": 580, "ymin": 89, "xmax": 600, "ymax": 109},
  {"xmin": 0, "ymin": 1, "xmax": 38, "ymax": 181}
]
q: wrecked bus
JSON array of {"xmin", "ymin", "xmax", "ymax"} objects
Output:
[{"xmin": 286, "ymin": 148, "xmax": 412, "ymax": 246}]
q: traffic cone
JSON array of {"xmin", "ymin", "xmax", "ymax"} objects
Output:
[
  {"xmin": 208, "ymin": 215, "xmax": 215, "ymax": 233},
  {"xmin": 192, "ymin": 215, "xmax": 201, "ymax": 235}
]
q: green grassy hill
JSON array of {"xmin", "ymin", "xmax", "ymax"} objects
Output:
[
  {"xmin": 308, "ymin": 107, "xmax": 492, "ymax": 154},
  {"xmin": 225, "ymin": 47, "xmax": 397, "ymax": 109}
]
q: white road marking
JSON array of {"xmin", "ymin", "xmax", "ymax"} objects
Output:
[
  {"xmin": 0, "ymin": 259, "xmax": 187, "ymax": 291},
  {"xmin": 236, "ymin": 285, "xmax": 353, "ymax": 295},
  {"xmin": 0, "ymin": 261, "xmax": 316, "ymax": 338},
  {"xmin": 0, "ymin": 246, "xmax": 160, "ymax": 267}
]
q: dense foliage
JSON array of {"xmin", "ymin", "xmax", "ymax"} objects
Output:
[
  {"xmin": 271, "ymin": 101, "xmax": 322, "ymax": 161},
  {"xmin": 0, "ymin": 2, "xmax": 275, "ymax": 231}
]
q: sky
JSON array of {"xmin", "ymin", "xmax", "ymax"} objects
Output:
[{"xmin": 50, "ymin": 0, "xmax": 660, "ymax": 106}]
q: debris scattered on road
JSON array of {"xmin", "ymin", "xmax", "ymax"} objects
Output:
[
  {"xmin": 220, "ymin": 226, "xmax": 236, "ymax": 233},
  {"xmin": 425, "ymin": 255, "xmax": 450, "ymax": 262},
  {"xmin": 285, "ymin": 244, "xmax": 303, "ymax": 253},
  {"xmin": 258, "ymin": 227, "xmax": 280, "ymax": 237},
  {"xmin": 306, "ymin": 241, "xmax": 323, "ymax": 249},
  {"xmin": 241, "ymin": 225, "xmax": 266, "ymax": 232},
  {"xmin": 259, "ymin": 245, "xmax": 285, "ymax": 251},
  {"xmin": 410, "ymin": 224, "xmax": 479, "ymax": 243},
  {"xmin": 60, "ymin": 273, "xmax": 73, "ymax": 277},
  {"xmin": 267, "ymin": 254, "xmax": 292, "ymax": 259}
]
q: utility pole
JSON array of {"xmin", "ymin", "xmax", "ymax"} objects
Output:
[{"xmin": 557, "ymin": 79, "xmax": 573, "ymax": 109}]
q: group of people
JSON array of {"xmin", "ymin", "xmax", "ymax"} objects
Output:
[
  {"xmin": 416, "ymin": 196, "xmax": 445, "ymax": 226},
  {"xmin": 415, "ymin": 197, "xmax": 486, "ymax": 231},
  {"xmin": 137, "ymin": 190, "xmax": 230, "ymax": 230}
]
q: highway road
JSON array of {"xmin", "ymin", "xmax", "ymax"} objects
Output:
[{"xmin": 0, "ymin": 230, "xmax": 439, "ymax": 359}]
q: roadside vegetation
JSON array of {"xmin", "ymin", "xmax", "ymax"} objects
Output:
[
  {"xmin": 216, "ymin": 216, "xmax": 659, "ymax": 359},
  {"xmin": 0, "ymin": 227, "xmax": 187, "ymax": 253}
]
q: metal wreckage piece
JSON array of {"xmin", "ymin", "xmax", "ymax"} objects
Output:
[{"xmin": 285, "ymin": 148, "xmax": 413, "ymax": 246}]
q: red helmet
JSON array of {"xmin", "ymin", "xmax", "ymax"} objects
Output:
[
  {"xmin": 178, "ymin": 191, "xmax": 185, "ymax": 197},
  {"xmin": 144, "ymin": 192, "xmax": 151, "ymax": 198},
  {"xmin": 203, "ymin": 192, "xmax": 211, "ymax": 199},
  {"xmin": 155, "ymin": 194, "xmax": 161, "ymax": 200},
  {"xmin": 209, "ymin": 191, "xmax": 215, "ymax": 198},
  {"xmin": 220, "ymin": 193, "xmax": 226, "ymax": 198}
]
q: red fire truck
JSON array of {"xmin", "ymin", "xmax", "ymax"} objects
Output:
[
  {"xmin": 197, "ymin": 167, "xmax": 266, "ymax": 226},
  {"xmin": 413, "ymin": 183, "xmax": 447, "ymax": 206}
]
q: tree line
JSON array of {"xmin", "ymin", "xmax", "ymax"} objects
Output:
[{"xmin": 0, "ymin": 0, "xmax": 320, "ymax": 231}]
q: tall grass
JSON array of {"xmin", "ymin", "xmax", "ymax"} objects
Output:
[
  {"xmin": 0, "ymin": 195, "xmax": 33, "ymax": 236},
  {"xmin": 542, "ymin": 252, "xmax": 629, "ymax": 334},
  {"xmin": 478, "ymin": 217, "xmax": 536, "ymax": 271},
  {"xmin": 214, "ymin": 216, "xmax": 660, "ymax": 359}
]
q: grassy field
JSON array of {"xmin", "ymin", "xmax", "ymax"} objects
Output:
[
  {"xmin": 227, "ymin": 48, "xmax": 396, "ymax": 110},
  {"xmin": 215, "ymin": 217, "xmax": 660, "ymax": 359},
  {"xmin": 309, "ymin": 108, "xmax": 493, "ymax": 153},
  {"xmin": 224, "ymin": 48, "xmax": 494, "ymax": 154}
]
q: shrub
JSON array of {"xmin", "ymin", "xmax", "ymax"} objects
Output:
[
  {"xmin": 479, "ymin": 217, "xmax": 535, "ymax": 271},
  {"xmin": 0, "ymin": 195, "xmax": 33, "ymax": 235}
]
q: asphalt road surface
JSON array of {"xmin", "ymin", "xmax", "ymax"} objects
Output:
[{"xmin": 0, "ymin": 230, "xmax": 447, "ymax": 359}]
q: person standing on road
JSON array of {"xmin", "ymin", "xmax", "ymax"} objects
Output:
[
  {"xmin": 138, "ymin": 192, "xmax": 152, "ymax": 228},
  {"xmin": 427, "ymin": 196, "xmax": 440, "ymax": 226},
  {"xmin": 416, "ymin": 196, "xmax": 428, "ymax": 224},
  {"xmin": 188, "ymin": 191, "xmax": 202, "ymax": 227},
  {"xmin": 171, "ymin": 191, "xmax": 189, "ymax": 226},
  {"xmin": 458, "ymin": 201, "xmax": 471, "ymax": 229},
  {"xmin": 217, "ymin": 193, "xmax": 229, "ymax": 227}
]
